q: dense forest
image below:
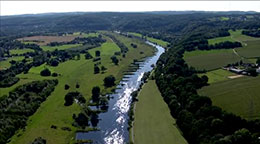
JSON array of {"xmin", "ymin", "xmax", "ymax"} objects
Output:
[{"xmin": 1, "ymin": 11, "xmax": 260, "ymax": 144}]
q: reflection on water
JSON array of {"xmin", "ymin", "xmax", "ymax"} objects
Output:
[{"xmin": 76, "ymin": 42, "xmax": 165, "ymax": 144}]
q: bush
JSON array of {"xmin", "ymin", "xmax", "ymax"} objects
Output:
[
  {"xmin": 40, "ymin": 68, "xmax": 51, "ymax": 76},
  {"xmin": 104, "ymin": 75, "xmax": 116, "ymax": 87}
]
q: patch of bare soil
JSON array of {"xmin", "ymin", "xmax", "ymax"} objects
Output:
[{"xmin": 17, "ymin": 35, "xmax": 82, "ymax": 45}]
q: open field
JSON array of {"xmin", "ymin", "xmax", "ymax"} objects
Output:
[
  {"xmin": 184, "ymin": 49, "xmax": 241, "ymax": 71},
  {"xmin": 199, "ymin": 76, "xmax": 260, "ymax": 120},
  {"xmin": 199, "ymin": 69, "xmax": 236, "ymax": 84},
  {"xmin": 237, "ymin": 40, "xmax": 260, "ymax": 58},
  {"xmin": 133, "ymin": 80, "xmax": 187, "ymax": 144},
  {"xmin": 10, "ymin": 48, "xmax": 34, "ymax": 55},
  {"xmin": 70, "ymin": 32, "xmax": 99, "ymax": 37},
  {"xmin": 0, "ymin": 56, "xmax": 24, "ymax": 70},
  {"xmin": 128, "ymin": 32, "xmax": 169, "ymax": 47},
  {"xmin": 230, "ymin": 30, "xmax": 260, "ymax": 42},
  {"xmin": 18, "ymin": 35, "xmax": 81, "ymax": 46},
  {"xmin": 8, "ymin": 32, "xmax": 155, "ymax": 144},
  {"xmin": 41, "ymin": 44, "xmax": 82, "ymax": 51},
  {"xmin": 208, "ymin": 35, "xmax": 235, "ymax": 45}
]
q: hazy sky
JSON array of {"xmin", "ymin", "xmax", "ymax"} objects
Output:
[{"xmin": 1, "ymin": 1, "xmax": 260, "ymax": 16}]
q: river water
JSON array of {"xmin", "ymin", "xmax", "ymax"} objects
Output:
[{"xmin": 76, "ymin": 41, "xmax": 165, "ymax": 144}]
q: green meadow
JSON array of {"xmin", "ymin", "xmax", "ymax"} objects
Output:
[
  {"xmin": 8, "ymin": 32, "xmax": 155, "ymax": 144},
  {"xmin": 133, "ymin": 80, "xmax": 187, "ymax": 144},
  {"xmin": 208, "ymin": 36, "xmax": 235, "ymax": 45},
  {"xmin": 0, "ymin": 56, "xmax": 24, "ymax": 70},
  {"xmin": 41, "ymin": 44, "xmax": 82, "ymax": 51},
  {"xmin": 199, "ymin": 76, "xmax": 260, "ymax": 120},
  {"xmin": 199, "ymin": 69, "xmax": 235, "ymax": 84},
  {"xmin": 10, "ymin": 48, "xmax": 34, "ymax": 55},
  {"xmin": 184, "ymin": 49, "xmax": 241, "ymax": 71}
]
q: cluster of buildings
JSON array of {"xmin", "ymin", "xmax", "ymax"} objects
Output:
[{"xmin": 223, "ymin": 63, "xmax": 260, "ymax": 76}]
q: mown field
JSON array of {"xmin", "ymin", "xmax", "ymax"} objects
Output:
[
  {"xmin": 198, "ymin": 69, "xmax": 236, "ymax": 84},
  {"xmin": 199, "ymin": 76, "xmax": 260, "ymax": 120},
  {"xmin": 133, "ymin": 80, "xmax": 187, "ymax": 144},
  {"xmin": 128, "ymin": 32, "xmax": 169, "ymax": 47},
  {"xmin": 184, "ymin": 49, "xmax": 241, "ymax": 71},
  {"xmin": 7, "ymin": 32, "xmax": 155, "ymax": 144}
]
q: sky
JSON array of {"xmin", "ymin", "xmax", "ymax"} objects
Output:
[{"xmin": 1, "ymin": 1, "xmax": 260, "ymax": 16}]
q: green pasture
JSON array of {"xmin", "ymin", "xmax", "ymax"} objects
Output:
[
  {"xmin": 237, "ymin": 40, "xmax": 260, "ymax": 58},
  {"xmin": 199, "ymin": 76, "xmax": 260, "ymax": 120},
  {"xmin": 10, "ymin": 49, "xmax": 34, "ymax": 55},
  {"xmin": 41, "ymin": 44, "xmax": 82, "ymax": 51},
  {"xmin": 184, "ymin": 49, "xmax": 241, "ymax": 71},
  {"xmin": 133, "ymin": 80, "xmax": 187, "ymax": 144},
  {"xmin": 199, "ymin": 69, "xmax": 236, "ymax": 84},
  {"xmin": 0, "ymin": 56, "xmax": 24, "ymax": 70}
]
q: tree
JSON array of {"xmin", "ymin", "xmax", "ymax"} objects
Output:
[
  {"xmin": 94, "ymin": 65, "xmax": 100, "ymax": 74},
  {"xmin": 111, "ymin": 56, "xmax": 119, "ymax": 65},
  {"xmin": 104, "ymin": 75, "xmax": 116, "ymax": 87},
  {"xmin": 49, "ymin": 59, "xmax": 59, "ymax": 66},
  {"xmin": 85, "ymin": 52, "xmax": 93, "ymax": 59},
  {"xmin": 30, "ymin": 137, "xmax": 46, "ymax": 144},
  {"xmin": 256, "ymin": 58, "xmax": 260, "ymax": 66},
  {"xmin": 64, "ymin": 84, "xmax": 70, "ymax": 90},
  {"xmin": 40, "ymin": 68, "xmax": 51, "ymax": 76},
  {"xmin": 101, "ymin": 66, "xmax": 107, "ymax": 72},
  {"xmin": 76, "ymin": 83, "xmax": 80, "ymax": 88},
  {"xmin": 64, "ymin": 92, "xmax": 74, "ymax": 106},
  {"xmin": 92, "ymin": 86, "xmax": 100, "ymax": 102},
  {"xmin": 95, "ymin": 50, "xmax": 100, "ymax": 57}
]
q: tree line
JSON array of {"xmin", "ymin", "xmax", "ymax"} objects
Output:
[{"xmin": 154, "ymin": 32, "xmax": 260, "ymax": 144}]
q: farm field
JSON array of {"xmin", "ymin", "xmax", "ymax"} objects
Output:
[
  {"xmin": 133, "ymin": 80, "xmax": 187, "ymax": 144},
  {"xmin": 237, "ymin": 40, "xmax": 260, "ymax": 58},
  {"xmin": 8, "ymin": 32, "xmax": 156, "ymax": 144},
  {"xmin": 0, "ymin": 56, "xmax": 24, "ymax": 70},
  {"xmin": 10, "ymin": 48, "xmax": 34, "ymax": 55},
  {"xmin": 41, "ymin": 44, "xmax": 82, "ymax": 51},
  {"xmin": 184, "ymin": 49, "xmax": 241, "ymax": 71},
  {"xmin": 128, "ymin": 32, "xmax": 169, "ymax": 47},
  {"xmin": 199, "ymin": 69, "xmax": 236, "ymax": 84},
  {"xmin": 199, "ymin": 76, "xmax": 260, "ymax": 120},
  {"xmin": 184, "ymin": 29, "xmax": 260, "ymax": 71}
]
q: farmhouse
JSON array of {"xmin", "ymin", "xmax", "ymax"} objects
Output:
[{"xmin": 229, "ymin": 67, "xmax": 244, "ymax": 74}]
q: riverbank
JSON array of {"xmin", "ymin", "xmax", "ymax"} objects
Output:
[{"xmin": 131, "ymin": 79, "xmax": 187, "ymax": 144}]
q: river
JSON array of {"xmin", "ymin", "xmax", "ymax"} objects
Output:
[{"xmin": 76, "ymin": 41, "xmax": 165, "ymax": 144}]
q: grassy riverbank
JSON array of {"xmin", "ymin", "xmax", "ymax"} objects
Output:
[{"xmin": 132, "ymin": 80, "xmax": 187, "ymax": 144}]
